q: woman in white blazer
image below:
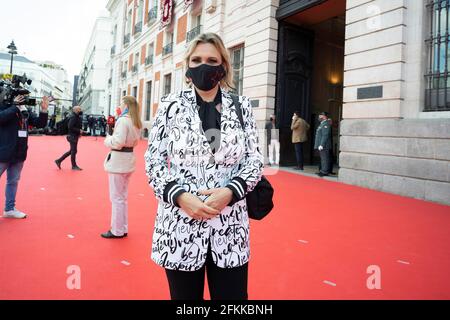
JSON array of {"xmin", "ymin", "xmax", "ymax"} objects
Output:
[
  {"xmin": 101, "ymin": 96, "xmax": 142, "ymax": 239},
  {"xmin": 145, "ymin": 33, "xmax": 264, "ymax": 300}
]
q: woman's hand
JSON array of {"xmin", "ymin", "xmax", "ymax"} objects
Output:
[
  {"xmin": 177, "ymin": 192, "xmax": 220, "ymax": 221},
  {"xmin": 199, "ymin": 188, "xmax": 233, "ymax": 212},
  {"xmin": 40, "ymin": 96, "xmax": 49, "ymax": 112}
]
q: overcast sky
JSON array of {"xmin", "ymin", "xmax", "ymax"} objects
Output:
[{"xmin": 0, "ymin": 0, "xmax": 108, "ymax": 82}]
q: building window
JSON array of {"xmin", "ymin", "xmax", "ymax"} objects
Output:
[
  {"xmin": 187, "ymin": 15, "xmax": 202, "ymax": 43},
  {"xmin": 112, "ymin": 25, "xmax": 118, "ymax": 54},
  {"xmin": 123, "ymin": 90, "xmax": 126, "ymax": 97},
  {"xmin": 163, "ymin": 32, "xmax": 174, "ymax": 56},
  {"xmin": 148, "ymin": 0, "xmax": 158, "ymax": 25},
  {"xmin": 134, "ymin": 53, "xmax": 139, "ymax": 73},
  {"xmin": 108, "ymin": 69, "xmax": 113, "ymax": 87},
  {"xmin": 128, "ymin": 9, "xmax": 133, "ymax": 34},
  {"xmin": 132, "ymin": 86, "xmax": 138, "ymax": 98},
  {"xmin": 135, "ymin": 0, "xmax": 144, "ymax": 34},
  {"xmin": 148, "ymin": 43, "xmax": 154, "ymax": 56},
  {"xmin": 145, "ymin": 81, "xmax": 152, "ymax": 121},
  {"xmin": 425, "ymin": 0, "xmax": 450, "ymax": 111},
  {"xmin": 146, "ymin": 43, "xmax": 155, "ymax": 66},
  {"xmin": 137, "ymin": 0, "xmax": 143, "ymax": 22},
  {"xmin": 230, "ymin": 45, "xmax": 245, "ymax": 95},
  {"xmin": 164, "ymin": 73, "xmax": 172, "ymax": 95},
  {"xmin": 122, "ymin": 62, "xmax": 128, "ymax": 79}
]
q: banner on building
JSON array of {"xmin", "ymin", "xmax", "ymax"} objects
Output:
[
  {"xmin": 184, "ymin": 0, "xmax": 194, "ymax": 10},
  {"xmin": 160, "ymin": 0, "xmax": 173, "ymax": 29}
]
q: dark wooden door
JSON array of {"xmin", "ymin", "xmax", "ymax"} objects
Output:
[{"xmin": 276, "ymin": 22, "xmax": 314, "ymax": 166}]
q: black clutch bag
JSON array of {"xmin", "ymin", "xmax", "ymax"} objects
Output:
[
  {"xmin": 230, "ymin": 93, "xmax": 275, "ymax": 221},
  {"xmin": 246, "ymin": 176, "xmax": 274, "ymax": 220}
]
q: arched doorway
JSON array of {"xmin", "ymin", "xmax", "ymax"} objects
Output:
[{"xmin": 276, "ymin": 0, "xmax": 345, "ymax": 169}]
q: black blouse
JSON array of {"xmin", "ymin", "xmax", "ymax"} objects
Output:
[
  {"xmin": 163, "ymin": 88, "xmax": 248, "ymax": 207},
  {"xmin": 195, "ymin": 88, "xmax": 222, "ymax": 154}
]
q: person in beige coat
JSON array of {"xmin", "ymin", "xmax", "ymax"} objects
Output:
[
  {"xmin": 291, "ymin": 111, "xmax": 310, "ymax": 170},
  {"xmin": 101, "ymin": 96, "xmax": 142, "ymax": 239}
]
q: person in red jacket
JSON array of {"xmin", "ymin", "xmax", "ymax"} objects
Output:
[{"xmin": 107, "ymin": 115, "xmax": 115, "ymax": 135}]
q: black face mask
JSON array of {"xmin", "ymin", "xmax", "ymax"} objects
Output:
[{"xmin": 186, "ymin": 64, "xmax": 226, "ymax": 91}]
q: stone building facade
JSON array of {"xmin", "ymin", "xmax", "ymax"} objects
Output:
[{"xmin": 103, "ymin": 0, "xmax": 450, "ymax": 205}]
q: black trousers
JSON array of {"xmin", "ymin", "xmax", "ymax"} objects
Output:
[
  {"xmin": 319, "ymin": 149, "xmax": 332, "ymax": 174},
  {"xmin": 58, "ymin": 137, "xmax": 79, "ymax": 167},
  {"xmin": 294, "ymin": 142, "xmax": 304, "ymax": 169},
  {"xmin": 165, "ymin": 250, "xmax": 248, "ymax": 300}
]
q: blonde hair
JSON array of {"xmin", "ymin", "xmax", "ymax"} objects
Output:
[
  {"xmin": 122, "ymin": 96, "xmax": 143, "ymax": 130},
  {"xmin": 184, "ymin": 32, "xmax": 234, "ymax": 90}
]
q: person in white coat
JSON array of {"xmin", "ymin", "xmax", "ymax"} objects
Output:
[
  {"xmin": 101, "ymin": 96, "xmax": 142, "ymax": 239},
  {"xmin": 145, "ymin": 33, "xmax": 264, "ymax": 300}
]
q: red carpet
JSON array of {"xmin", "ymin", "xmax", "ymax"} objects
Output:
[{"xmin": 0, "ymin": 136, "xmax": 449, "ymax": 300}]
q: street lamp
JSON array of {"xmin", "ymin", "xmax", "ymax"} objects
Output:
[{"xmin": 7, "ymin": 41, "xmax": 18, "ymax": 74}]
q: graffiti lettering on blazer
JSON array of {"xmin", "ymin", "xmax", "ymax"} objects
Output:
[{"xmin": 146, "ymin": 89, "xmax": 264, "ymax": 271}]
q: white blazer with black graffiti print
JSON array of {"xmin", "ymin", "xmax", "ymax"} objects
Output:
[{"xmin": 145, "ymin": 88, "xmax": 264, "ymax": 271}]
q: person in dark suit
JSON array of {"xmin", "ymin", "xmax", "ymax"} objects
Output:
[
  {"xmin": 99, "ymin": 114, "xmax": 107, "ymax": 136},
  {"xmin": 314, "ymin": 111, "xmax": 332, "ymax": 177},
  {"xmin": 88, "ymin": 115, "xmax": 95, "ymax": 136},
  {"xmin": 55, "ymin": 106, "xmax": 86, "ymax": 171},
  {"xmin": 0, "ymin": 95, "xmax": 49, "ymax": 218},
  {"xmin": 265, "ymin": 114, "xmax": 279, "ymax": 166}
]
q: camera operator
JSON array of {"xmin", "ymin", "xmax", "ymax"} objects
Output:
[{"xmin": 0, "ymin": 95, "xmax": 49, "ymax": 219}]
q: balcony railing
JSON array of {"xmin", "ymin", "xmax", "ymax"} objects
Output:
[
  {"xmin": 148, "ymin": 7, "xmax": 157, "ymax": 25},
  {"xmin": 123, "ymin": 33, "xmax": 130, "ymax": 46},
  {"xmin": 134, "ymin": 21, "xmax": 142, "ymax": 34},
  {"xmin": 110, "ymin": 45, "xmax": 116, "ymax": 56},
  {"xmin": 132, "ymin": 64, "xmax": 138, "ymax": 74},
  {"xmin": 145, "ymin": 55, "xmax": 154, "ymax": 66},
  {"xmin": 162, "ymin": 43, "xmax": 173, "ymax": 56},
  {"xmin": 121, "ymin": 71, "xmax": 127, "ymax": 80},
  {"xmin": 186, "ymin": 25, "xmax": 202, "ymax": 43}
]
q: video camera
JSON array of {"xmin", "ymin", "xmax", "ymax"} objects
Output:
[{"xmin": 0, "ymin": 74, "xmax": 37, "ymax": 107}]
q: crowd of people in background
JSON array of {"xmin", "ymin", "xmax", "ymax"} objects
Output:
[
  {"xmin": 33, "ymin": 104, "xmax": 334, "ymax": 177},
  {"xmin": 39, "ymin": 112, "xmax": 108, "ymax": 137}
]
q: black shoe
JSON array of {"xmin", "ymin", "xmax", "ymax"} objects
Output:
[
  {"xmin": 317, "ymin": 172, "xmax": 329, "ymax": 177},
  {"xmin": 55, "ymin": 160, "xmax": 61, "ymax": 170},
  {"xmin": 101, "ymin": 230, "xmax": 126, "ymax": 239},
  {"xmin": 72, "ymin": 166, "xmax": 83, "ymax": 171}
]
